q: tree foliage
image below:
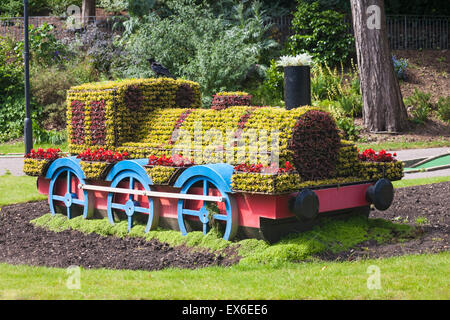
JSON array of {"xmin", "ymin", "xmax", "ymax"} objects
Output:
[
  {"xmin": 298, "ymin": 0, "xmax": 450, "ymax": 15},
  {"xmin": 286, "ymin": 1, "xmax": 354, "ymax": 66}
]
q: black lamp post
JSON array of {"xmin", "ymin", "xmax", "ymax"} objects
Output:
[{"xmin": 24, "ymin": 0, "xmax": 33, "ymax": 154}]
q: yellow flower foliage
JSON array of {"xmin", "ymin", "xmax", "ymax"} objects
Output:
[
  {"xmin": 67, "ymin": 78, "xmax": 201, "ymax": 154},
  {"xmin": 215, "ymin": 91, "xmax": 249, "ymax": 96},
  {"xmin": 23, "ymin": 159, "xmax": 49, "ymax": 176}
]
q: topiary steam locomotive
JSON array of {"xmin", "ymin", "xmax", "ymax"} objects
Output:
[{"xmin": 24, "ymin": 78, "xmax": 403, "ymax": 243}]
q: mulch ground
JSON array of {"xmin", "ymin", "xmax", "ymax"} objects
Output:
[
  {"xmin": 0, "ymin": 201, "xmax": 238, "ymax": 271},
  {"xmin": 0, "ymin": 182, "xmax": 449, "ymax": 270},
  {"xmin": 321, "ymin": 181, "xmax": 449, "ymax": 261}
]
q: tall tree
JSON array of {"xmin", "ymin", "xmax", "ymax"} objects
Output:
[
  {"xmin": 82, "ymin": 0, "xmax": 96, "ymax": 24},
  {"xmin": 350, "ymin": 0, "xmax": 408, "ymax": 132}
]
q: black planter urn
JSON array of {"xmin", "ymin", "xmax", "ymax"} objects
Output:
[{"xmin": 283, "ymin": 65, "xmax": 311, "ymax": 110}]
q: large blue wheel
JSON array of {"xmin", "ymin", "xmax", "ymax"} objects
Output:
[
  {"xmin": 106, "ymin": 171, "xmax": 159, "ymax": 232},
  {"xmin": 48, "ymin": 166, "xmax": 90, "ymax": 219},
  {"xmin": 177, "ymin": 176, "xmax": 238, "ymax": 241}
]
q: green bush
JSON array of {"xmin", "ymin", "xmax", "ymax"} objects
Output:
[
  {"xmin": 15, "ymin": 23, "xmax": 68, "ymax": 67},
  {"xmin": 286, "ymin": 1, "xmax": 354, "ymax": 66},
  {"xmin": 315, "ymin": 100, "xmax": 360, "ymax": 141},
  {"xmin": 404, "ymin": 88, "xmax": 432, "ymax": 124},
  {"xmin": 255, "ymin": 59, "xmax": 284, "ymax": 105},
  {"xmin": 311, "ymin": 62, "xmax": 362, "ymax": 117},
  {"xmin": 0, "ymin": 36, "xmax": 26, "ymax": 142},
  {"xmin": 0, "ymin": 37, "xmax": 23, "ymax": 98},
  {"xmin": 117, "ymin": 1, "xmax": 278, "ymax": 106},
  {"xmin": 46, "ymin": 0, "xmax": 83, "ymax": 15},
  {"xmin": 31, "ymin": 58, "xmax": 100, "ymax": 131},
  {"xmin": 32, "ymin": 122, "xmax": 67, "ymax": 145},
  {"xmin": 436, "ymin": 96, "xmax": 450, "ymax": 122},
  {"xmin": 0, "ymin": 96, "xmax": 25, "ymax": 143},
  {"xmin": 98, "ymin": 0, "xmax": 129, "ymax": 14},
  {"xmin": 0, "ymin": 0, "xmax": 48, "ymax": 16}
]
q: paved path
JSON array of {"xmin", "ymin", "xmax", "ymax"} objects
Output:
[
  {"xmin": 0, "ymin": 156, "xmax": 24, "ymax": 176},
  {"xmin": 391, "ymin": 147, "xmax": 450, "ymax": 162},
  {"xmin": 402, "ymin": 168, "xmax": 450, "ymax": 180}
]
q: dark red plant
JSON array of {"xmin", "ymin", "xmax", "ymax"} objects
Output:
[
  {"xmin": 175, "ymin": 84, "xmax": 195, "ymax": 108},
  {"xmin": 288, "ymin": 110, "xmax": 341, "ymax": 180},
  {"xmin": 90, "ymin": 100, "xmax": 107, "ymax": 146},
  {"xmin": 211, "ymin": 94, "xmax": 252, "ymax": 110},
  {"xmin": 71, "ymin": 100, "xmax": 85, "ymax": 145},
  {"xmin": 124, "ymin": 85, "xmax": 143, "ymax": 111}
]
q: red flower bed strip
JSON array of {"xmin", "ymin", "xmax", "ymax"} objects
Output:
[{"xmin": 77, "ymin": 148, "xmax": 129, "ymax": 163}]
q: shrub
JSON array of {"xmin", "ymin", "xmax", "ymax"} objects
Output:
[
  {"xmin": 0, "ymin": 96, "xmax": 26, "ymax": 143},
  {"xmin": 335, "ymin": 115, "xmax": 360, "ymax": 141},
  {"xmin": 0, "ymin": 37, "xmax": 23, "ymax": 100},
  {"xmin": 258, "ymin": 59, "xmax": 284, "ymax": 105},
  {"xmin": 32, "ymin": 122, "xmax": 67, "ymax": 145},
  {"xmin": 286, "ymin": 1, "xmax": 354, "ymax": 66},
  {"xmin": 67, "ymin": 25, "xmax": 125, "ymax": 78},
  {"xmin": 404, "ymin": 88, "xmax": 432, "ymax": 124},
  {"xmin": 436, "ymin": 96, "xmax": 450, "ymax": 122},
  {"xmin": 311, "ymin": 62, "xmax": 362, "ymax": 117},
  {"xmin": 392, "ymin": 55, "xmax": 408, "ymax": 80},
  {"xmin": 0, "ymin": 37, "xmax": 28, "ymax": 142},
  {"xmin": 0, "ymin": 0, "xmax": 50, "ymax": 16},
  {"xmin": 15, "ymin": 23, "xmax": 68, "ymax": 67},
  {"xmin": 318, "ymin": 100, "xmax": 360, "ymax": 141},
  {"xmin": 99, "ymin": 0, "xmax": 128, "ymax": 14},
  {"xmin": 117, "ymin": 1, "xmax": 278, "ymax": 106},
  {"xmin": 31, "ymin": 59, "xmax": 99, "ymax": 131}
]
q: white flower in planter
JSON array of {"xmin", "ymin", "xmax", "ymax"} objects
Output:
[{"xmin": 277, "ymin": 53, "xmax": 313, "ymax": 67}]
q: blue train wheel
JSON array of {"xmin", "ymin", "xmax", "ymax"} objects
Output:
[
  {"xmin": 48, "ymin": 167, "xmax": 89, "ymax": 219},
  {"xmin": 106, "ymin": 171, "xmax": 159, "ymax": 232},
  {"xmin": 177, "ymin": 176, "xmax": 238, "ymax": 241}
]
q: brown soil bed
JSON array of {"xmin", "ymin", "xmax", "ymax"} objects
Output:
[
  {"xmin": 0, "ymin": 201, "xmax": 239, "ymax": 271},
  {"xmin": 320, "ymin": 181, "xmax": 449, "ymax": 261},
  {"xmin": 0, "ymin": 182, "xmax": 448, "ymax": 270},
  {"xmin": 394, "ymin": 50, "xmax": 450, "ymax": 104}
]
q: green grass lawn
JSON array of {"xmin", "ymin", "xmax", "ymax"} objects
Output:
[
  {"xmin": 0, "ymin": 174, "xmax": 46, "ymax": 207},
  {"xmin": 356, "ymin": 139, "xmax": 450, "ymax": 152},
  {"xmin": 1, "ymin": 252, "xmax": 448, "ymax": 299},
  {"xmin": 0, "ymin": 141, "xmax": 68, "ymax": 155},
  {"xmin": 392, "ymin": 176, "xmax": 450, "ymax": 188}
]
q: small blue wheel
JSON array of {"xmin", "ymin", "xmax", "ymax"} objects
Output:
[
  {"xmin": 177, "ymin": 176, "xmax": 238, "ymax": 241},
  {"xmin": 48, "ymin": 167, "xmax": 89, "ymax": 219},
  {"xmin": 106, "ymin": 171, "xmax": 159, "ymax": 232}
]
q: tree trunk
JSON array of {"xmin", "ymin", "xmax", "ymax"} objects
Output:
[
  {"xmin": 350, "ymin": 0, "xmax": 408, "ymax": 132},
  {"xmin": 82, "ymin": 0, "xmax": 96, "ymax": 25}
]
